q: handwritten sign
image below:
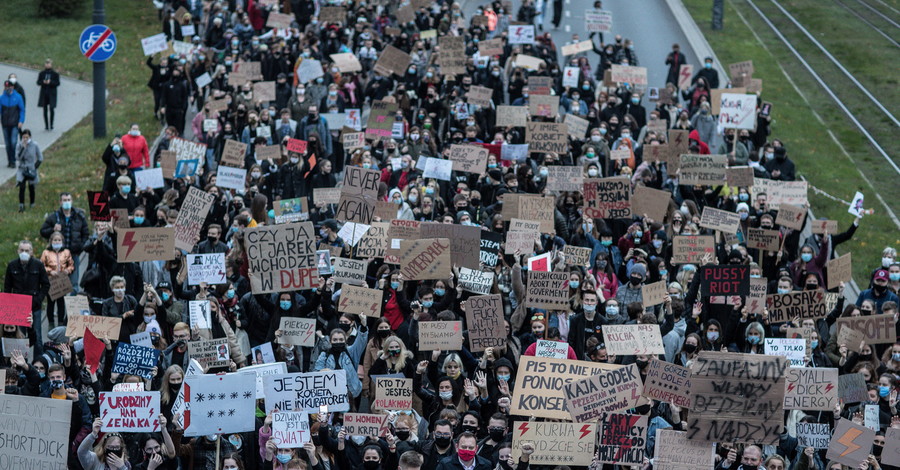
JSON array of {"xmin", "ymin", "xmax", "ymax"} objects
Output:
[
  {"xmin": 718, "ymin": 93, "xmax": 757, "ymax": 130},
  {"xmin": 264, "ymin": 371, "xmax": 350, "ymax": 413},
  {"xmin": 418, "ymin": 321, "xmax": 463, "ymax": 351},
  {"xmin": 511, "ymin": 356, "xmax": 619, "ymax": 419},
  {"xmin": 187, "ymin": 253, "xmax": 226, "ymax": 285},
  {"xmin": 278, "ymin": 317, "xmax": 316, "ymax": 347},
  {"xmin": 0, "ymin": 394, "xmax": 71, "ymax": 468},
  {"xmin": 783, "ymin": 367, "xmax": 838, "ymax": 410},
  {"xmin": 512, "ymin": 421, "xmax": 597, "ymax": 466},
  {"xmin": 174, "ymin": 187, "xmax": 214, "ymax": 251},
  {"xmin": 632, "ymin": 186, "xmax": 670, "ymax": 222},
  {"xmin": 610, "ymin": 65, "xmax": 648, "ymax": 86},
  {"xmin": 597, "ymin": 414, "xmax": 647, "ymax": 465},
  {"xmin": 766, "ymin": 290, "xmax": 826, "ymax": 323},
  {"xmin": 642, "ymin": 358, "xmax": 692, "ymax": 408},
  {"xmin": 699, "ymin": 207, "xmax": 741, "ymax": 233},
  {"xmin": 373, "ymin": 377, "xmax": 413, "ymax": 411},
  {"xmin": 564, "ymin": 364, "xmax": 642, "ymax": 422},
  {"xmin": 776, "ymin": 203, "xmax": 806, "ymax": 230},
  {"xmin": 563, "ymin": 245, "xmax": 592, "ymax": 267},
  {"xmin": 399, "ymin": 238, "xmax": 451, "ymax": 281},
  {"xmin": 188, "ymin": 338, "xmax": 230, "ymax": 369},
  {"xmin": 679, "ymin": 154, "xmax": 726, "ymax": 186},
  {"xmin": 583, "ymin": 177, "xmax": 632, "ymax": 219},
  {"xmin": 245, "ymin": 222, "xmax": 319, "ymax": 294},
  {"xmin": 603, "ymin": 324, "xmax": 665, "ymax": 355},
  {"xmin": 343, "ymin": 413, "xmax": 389, "ymax": 437},
  {"xmin": 836, "ymin": 314, "xmax": 896, "ymax": 344},
  {"xmin": 112, "ymin": 343, "xmax": 159, "ymax": 379},
  {"xmin": 0, "ymin": 293, "xmax": 32, "ymax": 326},
  {"xmin": 764, "ymin": 338, "xmax": 806, "ymax": 366},
  {"xmin": 100, "ymin": 391, "xmax": 160, "ymax": 432},
  {"xmin": 671, "ymin": 235, "xmax": 715, "ymax": 264},
  {"xmin": 525, "ymin": 271, "xmax": 569, "ymax": 309},
  {"xmin": 525, "ymin": 122, "xmax": 567, "ymax": 154},
  {"xmin": 66, "ymin": 314, "xmax": 122, "ymax": 339},
  {"xmin": 826, "ymin": 252, "xmax": 852, "ymax": 289}
]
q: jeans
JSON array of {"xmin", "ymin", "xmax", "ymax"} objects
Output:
[
  {"xmin": 70, "ymin": 253, "xmax": 81, "ymax": 294},
  {"xmin": 2, "ymin": 125, "xmax": 18, "ymax": 166}
]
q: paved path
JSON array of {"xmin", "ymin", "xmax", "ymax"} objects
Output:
[{"xmin": 0, "ymin": 63, "xmax": 93, "ymax": 183}]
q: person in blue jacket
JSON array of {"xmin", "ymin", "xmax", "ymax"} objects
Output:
[{"xmin": 0, "ymin": 80, "xmax": 26, "ymax": 168}]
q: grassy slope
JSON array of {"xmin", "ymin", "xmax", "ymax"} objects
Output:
[
  {"xmin": 0, "ymin": 0, "xmax": 159, "ymax": 274},
  {"xmin": 683, "ymin": 0, "xmax": 898, "ymax": 283}
]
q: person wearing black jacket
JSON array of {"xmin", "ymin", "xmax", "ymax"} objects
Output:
[
  {"xmin": 764, "ymin": 146, "xmax": 796, "ymax": 181},
  {"xmin": 41, "ymin": 192, "xmax": 91, "ymax": 289},
  {"xmin": 160, "ymin": 68, "xmax": 191, "ymax": 135},
  {"xmin": 146, "ymin": 56, "xmax": 170, "ymax": 116},
  {"xmin": 37, "ymin": 58, "xmax": 60, "ymax": 130},
  {"xmin": 4, "ymin": 240, "xmax": 51, "ymax": 356}
]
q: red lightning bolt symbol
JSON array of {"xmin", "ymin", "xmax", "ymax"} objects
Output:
[
  {"xmin": 680, "ymin": 68, "xmax": 691, "ymax": 83},
  {"xmin": 837, "ymin": 427, "xmax": 863, "ymax": 457},
  {"xmin": 518, "ymin": 422, "xmax": 530, "ymax": 436},
  {"xmin": 121, "ymin": 231, "xmax": 138, "ymax": 258},
  {"xmin": 787, "ymin": 382, "xmax": 796, "ymax": 393},
  {"xmin": 825, "ymin": 383, "xmax": 835, "ymax": 394},
  {"xmin": 99, "ymin": 393, "xmax": 106, "ymax": 405},
  {"xmin": 102, "ymin": 408, "xmax": 109, "ymax": 419},
  {"xmin": 579, "ymin": 425, "xmax": 592, "ymax": 439},
  {"xmin": 93, "ymin": 192, "xmax": 107, "ymax": 215}
]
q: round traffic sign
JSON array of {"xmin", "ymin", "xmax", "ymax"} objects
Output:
[{"xmin": 80, "ymin": 24, "xmax": 117, "ymax": 62}]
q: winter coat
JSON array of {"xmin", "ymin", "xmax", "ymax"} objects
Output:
[
  {"xmin": 15, "ymin": 138, "xmax": 43, "ymax": 184},
  {"xmin": 37, "ymin": 68, "xmax": 60, "ymax": 108}
]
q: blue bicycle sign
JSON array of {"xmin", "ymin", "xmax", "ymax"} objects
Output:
[{"xmin": 79, "ymin": 24, "xmax": 117, "ymax": 62}]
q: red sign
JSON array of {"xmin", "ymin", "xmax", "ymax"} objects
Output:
[
  {"xmin": 0, "ymin": 293, "xmax": 33, "ymax": 326},
  {"xmin": 286, "ymin": 138, "xmax": 308, "ymax": 154},
  {"xmin": 84, "ymin": 328, "xmax": 105, "ymax": 374}
]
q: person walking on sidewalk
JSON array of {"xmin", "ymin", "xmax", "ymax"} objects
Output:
[
  {"xmin": 15, "ymin": 129, "xmax": 43, "ymax": 211},
  {"xmin": 37, "ymin": 59, "xmax": 60, "ymax": 131},
  {"xmin": 0, "ymin": 80, "xmax": 26, "ymax": 168}
]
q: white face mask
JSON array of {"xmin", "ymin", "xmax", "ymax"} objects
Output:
[{"xmin": 587, "ymin": 169, "xmax": 599, "ymax": 177}]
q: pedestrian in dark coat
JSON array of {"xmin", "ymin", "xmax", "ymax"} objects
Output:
[{"xmin": 37, "ymin": 59, "xmax": 60, "ymax": 130}]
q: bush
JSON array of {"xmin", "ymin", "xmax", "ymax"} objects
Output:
[{"xmin": 38, "ymin": 0, "xmax": 87, "ymax": 18}]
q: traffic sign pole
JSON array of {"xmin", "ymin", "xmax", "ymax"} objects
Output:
[{"xmin": 92, "ymin": 0, "xmax": 106, "ymax": 138}]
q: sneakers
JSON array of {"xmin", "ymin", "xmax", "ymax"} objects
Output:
[{"xmin": 18, "ymin": 203, "xmax": 24, "ymax": 212}]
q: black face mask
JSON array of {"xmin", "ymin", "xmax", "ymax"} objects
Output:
[
  {"xmin": 805, "ymin": 284, "xmax": 818, "ymax": 291},
  {"xmin": 682, "ymin": 343, "xmax": 697, "ymax": 354},
  {"xmin": 635, "ymin": 360, "xmax": 649, "ymax": 369},
  {"xmin": 331, "ymin": 342, "xmax": 347, "ymax": 353},
  {"xmin": 338, "ymin": 323, "xmax": 351, "ymax": 333},
  {"xmin": 874, "ymin": 445, "xmax": 883, "ymax": 457},
  {"xmin": 108, "ymin": 449, "xmax": 124, "ymax": 458},
  {"xmin": 395, "ymin": 430, "xmax": 411, "ymax": 441},
  {"xmin": 5, "ymin": 385, "xmax": 17, "ymax": 394},
  {"xmin": 363, "ymin": 461, "xmax": 379, "ymax": 470},
  {"xmin": 434, "ymin": 436, "xmax": 452, "ymax": 448},
  {"xmin": 489, "ymin": 428, "xmax": 505, "ymax": 442},
  {"xmin": 630, "ymin": 277, "xmax": 642, "ymax": 286},
  {"xmin": 461, "ymin": 424, "xmax": 478, "ymax": 434},
  {"xmin": 169, "ymin": 383, "xmax": 182, "ymax": 393},
  {"xmin": 376, "ymin": 329, "xmax": 391, "ymax": 338}
]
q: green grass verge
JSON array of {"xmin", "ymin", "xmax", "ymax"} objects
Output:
[
  {"xmin": 683, "ymin": 0, "xmax": 899, "ymax": 283},
  {"xmin": 0, "ymin": 0, "xmax": 159, "ymax": 273}
]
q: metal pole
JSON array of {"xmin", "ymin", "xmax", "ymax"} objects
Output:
[
  {"xmin": 712, "ymin": 0, "xmax": 725, "ymax": 30},
  {"xmin": 93, "ymin": 0, "xmax": 106, "ymax": 138}
]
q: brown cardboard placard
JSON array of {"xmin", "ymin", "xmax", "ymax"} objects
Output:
[
  {"xmin": 525, "ymin": 121, "xmax": 568, "ymax": 154},
  {"xmin": 837, "ymin": 326, "xmax": 866, "ymax": 353},
  {"xmin": 561, "ymin": 40, "xmax": 592, "ymax": 56},
  {"xmin": 373, "ymin": 377, "xmax": 413, "ymax": 410},
  {"xmin": 603, "ymin": 324, "xmax": 665, "ymax": 355},
  {"xmin": 679, "ymin": 154, "xmax": 727, "ymax": 186},
  {"xmin": 826, "ymin": 420, "xmax": 874, "ymax": 467},
  {"xmin": 253, "ymin": 81, "xmax": 276, "ymax": 102},
  {"xmin": 746, "ymin": 277, "xmax": 768, "ymax": 314},
  {"xmin": 644, "ymin": 144, "xmax": 668, "ymax": 163},
  {"xmin": 160, "ymin": 150, "xmax": 177, "ymax": 179},
  {"xmin": 510, "ymin": 356, "xmax": 618, "ymax": 419},
  {"xmin": 511, "ymin": 421, "xmax": 597, "ymax": 465},
  {"xmin": 710, "ymin": 87, "xmax": 746, "ymax": 115},
  {"xmin": 220, "ymin": 139, "xmax": 247, "ymax": 168},
  {"xmin": 751, "ymin": 178, "xmax": 808, "ymax": 210},
  {"xmin": 583, "ymin": 177, "xmax": 632, "ymax": 219},
  {"xmin": 278, "ymin": 317, "xmax": 316, "ymax": 347},
  {"xmin": 547, "ymin": 166, "xmax": 583, "ymax": 192},
  {"xmin": 597, "ymin": 414, "xmax": 648, "ymax": 464},
  {"xmin": 419, "ymin": 223, "xmax": 482, "ymax": 269},
  {"xmin": 525, "ymin": 271, "xmax": 569, "ymax": 309},
  {"xmin": 245, "ymin": 222, "xmax": 319, "ymax": 294},
  {"xmin": 610, "ymin": 64, "xmax": 648, "ymax": 86},
  {"xmin": 373, "ymin": 201, "xmax": 395, "ymax": 222},
  {"xmin": 174, "ymin": 187, "xmax": 215, "ymax": 251},
  {"xmin": 116, "ymin": 228, "xmax": 175, "ymax": 263},
  {"xmin": 563, "ymin": 245, "xmax": 592, "ymax": 267},
  {"xmin": 653, "ymin": 429, "xmax": 715, "ymax": 470},
  {"xmin": 66, "ymin": 315, "xmax": 122, "ymax": 339},
  {"xmin": 332, "ymin": 257, "xmax": 368, "ymax": 286},
  {"xmin": 496, "ymin": 106, "xmax": 528, "ymax": 127},
  {"xmin": 528, "ymin": 76, "xmax": 553, "ymax": 95},
  {"xmin": 528, "ymin": 94, "xmax": 559, "ymax": 118},
  {"xmin": 418, "ymin": 321, "xmax": 463, "ymax": 351},
  {"xmin": 386, "ymin": 219, "xmax": 421, "ymax": 259},
  {"xmin": 826, "ymin": 253, "xmax": 852, "ymax": 289},
  {"xmin": 234, "ymin": 61, "xmax": 263, "ymax": 81},
  {"xmin": 671, "ymin": 235, "xmax": 715, "ymax": 264},
  {"xmin": 747, "ymin": 227, "xmax": 781, "ymax": 252},
  {"xmin": 466, "ymin": 85, "xmax": 493, "ymax": 107},
  {"xmin": 110, "ymin": 208, "xmax": 130, "ymax": 229},
  {"xmin": 313, "ymin": 187, "xmax": 341, "ymax": 205},
  {"xmin": 783, "ymin": 367, "xmax": 838, "ymax": 411},
  {"xmin": 399, "ymin": 238, "xmax": 451, "ymax": 280},
  {"xmin": 330, "ymin": 53, "xmax": 362, "ymax": 73},
  {"xmin": 438, "ymin": 36, "xmax": 466, "ymax": 76},
  {"xmin": 355, "ymin": 222, "xmax": 389, "ymax": 259},
  {"xmin": 836, "ymin": 314, "xmax": 896, "ymax": 345},
  {"xmin": 517, "ymin": 195, "xmax": 555, "ymax": 233},
  {"xmin": 810, "ymin": 219, "xmax": 838, "ymax": 234},
  {"xmin": 632, "ymin": 185, "xmax": 671, "ymax": 222},
  {"xmin": 465, "ymin": 294, "xmax": 506, "ymax": 352},
  {"xmin": 319, "ymin": 6, "xmax": 346, "ymax": 24},
  {"xmin": 766, "ymin": 290, "xmax": 827, "ymax": 323},
  {"xmin": 337, "ymin": 284, "xmax": 382, "ymax": 317},
  {"xmin": 728, "ymin": 60, "xmax": 754, "ymax": 80},
  {"xmin": 48, "ymin": 273, "xmax": 73, "ymax": 301},
  {"xmin": 689, "ymin": 352, "xmax": 787, "ymax": 444},
  {"xmin": 563, "ymin": 363, "xmax": 643, "ymax": 422},
  {"xmin": 373, "ymin": 45, "xmax": 412, "ymax": 77},
  {"xmin": 478, "ymin": 38, "xmax": 504, "ymax": 56},
  {"xmin": 641, "ymin": 281, "xmax": 667, "ymax": 308},
  {"xmin": 642, "ymin": 358, "xmax": 692, "ymax": 408},
  {"xmin": 505, "ymin": 230, "xmax": 539, "ymax": 254},
  {"xmin": 776, "ymin": 203, "xmax": 806, "ymax": 231},
  {"xmin": 564, "ymin": 113, "xmax": 589, "ymax": 139},
  {"xmin": 699, "ymin": 206, "xmax": 741, "ymax": 233},
  {"xmin": 448, "ymin": 144, "xmax": 488, "ymax": 174},
  {"xmin": 725, "ymin": 165, "xmax": 754, "ymax": 188},
  {"xmin": 266, "ymin": 12, "xmax": 293, "ymax": 29}
]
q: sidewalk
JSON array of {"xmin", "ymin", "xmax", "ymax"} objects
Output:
[{"xmin": 0, "ymin": 63, "xmax": 93, "ymax": 183}]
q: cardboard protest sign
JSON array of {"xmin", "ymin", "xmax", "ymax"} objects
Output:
[
  {"xmin": 525, "ymin": 122, "xmax": 567, "ymax": 154},
  {"xmin": 528, "ymin": 94, "xmax": 559, "ymax": 118},
  {"xmin": 116, "ymin": 228, "xmax": 174, "ymax": 263},
  {"xmin": 783, "ymin": 367, "xmax": 838, "ymax": 410},
  {"xmin": 245, "ymin": 222, "xmax": 319, "ymax": 294},
  {"xmin": 465, "ymin": 294, "xmax": 506, "ymax": 352},
  {"xmin": 478, "ymin": 38, "xmax": 504, "ymax": 56},
  {"xmin": 766, "ymin": 290, "xmax": 826, "ymax": 323},
  {"xmin": 386, "ymin": 219, "xmax": 421, "ymax": 259},
  {"xmin": 220, "ymin": 139, "xmax": 247, "ymax": 168},
  {"xmin": 688, "ymin": 352, "xmax": 787, "ymax": 444},
  {"xmin": 332, "ymin": 257, "xmax": 368, "ymax": 286},
  {"xmin": 505, "ymin": 230, "xmax": 538, "ymax": 255},
  {"xmin": 885, "ymin": 428, "xmax": 900, "ymax": 466},
  {"xmin": 480, "ymin": 231, "xmax": 501, "ymax": 268},
  {"xmin": 438, "ymin": 35, "xmax": 466, "ymax": 75},
  {"xmin": 448, "ymin": 144, "xmax": 488, "ymax": 174},
  {"xmin": 0, "ymin": 293, "xmax": 33, "ymax": 326},
  {"xmin": 811, "ymin": 219, "xmax": 838, "ymax": 234},
  {"xmin": 610, "ymin": 65, "xmax": 648, "ymax": 86},
  {"xmin": 337, "ymin": 166, "xmax": 380, "ymax": 224},
  {"xmin": 271, "ymin": 411, "xmax": 310, "ymax": 448},
  {"xmin": 826, "ymin": 252, "xmax": 852, "ymax": 289},
  {"xmin": 837, "ymin": 326, "xmax": 866, "ymax": 353},
  {"xmin": 839, "ymin": 373, "xmax": 869, "ymax": 403},
  {"xmin": 679, "ymin": 154, "xmax": 726, "ymax": 186},
  {"xmin": 174, "ymin": 187, "xmax": 215, "ymax": 251},
  {"xmin": 0, "ymin": 394, "xmax": 71, "ymax": 468},
  {"xmin": 508, "ymin": 24, "xmax": 535, "ymax": 44},
  {"xmin": 511, "ymin": 421, "xmax": 597, "ymax": 466},
  {"xmin": 356, "ymin": 222, "xmax": 388, "ymax": 259},
  {"xmin": 597, "ymin": 414, "xmax": 648, "ymax": 464},
  {"xmin": 419, "ymin": 321, "xmax": 463, "ymax": 351},
  {"xmin": 399, "ymin": 238, "xmax": 451, "ymax": 281},
  {"xmin": 547, "ymin": 166, "xmax": 583, "ymax": 192},
  {"xmin": 671, "ymin": 235, "xmax": 715, "ymax": 264},
  {"xmin": 373, "ymin": 45, "xmax": 412, "ymax": 76},
  {"xmin": 642, "ymin": 358, "xmax": 692, "ymax": 408},
  {"xmin": 330, "ymin": 53, "xmax": 362, "ymax": 72},
  {"xmin": 458, "ymin": 267, "xmax": 494, "ymax": 295},
  {"xmin": 535, "ymin": 340, "xmax": 569, "ymax": 359},
  {"xmin": 1, "ymin": 338, "xmax": 30, "ymax": 361},
  {"xmin": 141, "ymin": 33, "xmax": 168, "ymax": 55},
  {"xmin": 66, "ymin": 314, "xmax": 122, "ymax": 339},
  {"xmin": 343, "ymin": 413, "xmax": 390, "ymax": 438},
  {"xmin": 511, "ymin": 356, "xmax": 619, "ymax": 419},
  {"xmin": 641, "ymin": 281, "xmax": 667, "ymax": 308},
  {"xmin": 564, "ymin": 114, "xmax": 590, "ymax": 139},
  {"xmin": 764, "ymin": 338, "xmax": 805, "ymax": 366},
  {"xmin": 561, "ymin": 40, "xmax": 592, "ymax": 56},
  {"xmin": 746, "ymin": 277, "xmax": 768, "ymax": 314},
  {"xmin": 182, "ymin": 372, "xmax": 256, "ymax": 436},
  {"xmin": 109, "ymin": 208, "xmax": 129, "ymax": 229},
  {"xmin": 726, "ymin": 165, "xmax": 755, "ymax": 188},
  {"xmin": 373, "ymin": 377, "xmax": 413, "ymax": 410},
  {"xmin": 796, "ymin": 422, "xmax": 831, "ymax": 449},
  {"xmin": 278, "ymin": 317, "xmax": 316, "ymax": 347},
  {"xmin": 584, "ymin": 9, "xmax": 613, "ymax": 33},
  {"xmin": 169, "ymin": 137, "xmax": 207, "ymax": 161},
  {"xmin": 496, "ymin": 106, "xmax": 528, "ymax": 127},
  {"xmin": 654, "ymin": 429, "xmax": 715, "ymax": 469},
  {"xmin": 421, "ymin": 157, "xmax": 452, "ymax": 181},
  {"xmin": 747, "ymin": 227, "xmax": 781, "ymax": 252},
  {"xmin": 525, "ymin": 271, "xmax": 569, "ymax": 309},
  {"xmin": 99, "ymin": 391, "xmax": 161, "ymax": 432},
  {"xmin": 583, "ymin": 177, "xmax": 632, "ymax": 219},
  {"xmin": 516, "ymin": 195, "xmax": 555, "ymax": 233},
  {"xmin": 264, "ymin": 371, "xmax": 350, "ymax": 413},
  {"xmin": 827, "ymin": 420, "xmax": 874, "ymax": 467},
  {"xmin": 112, "ymin": 382, "xmax": 144, "ymax": 392},
  {"xmin": 776, "ymin": 203, "xmax": 806, "ymax": 230},
  {"xmin": 603, "ymin": 324, "xmax": 665, "ymax": 355},
  {"xmin": 266, "ymin": 11, "xmax": 293, "ymax": 28},
  {"xmin": 700, "ymin": 265, "xmax": 750, "ymax": 296},
  {"xmin": 135, "ymin": 167, "xmax": 164, "ymax": 190},
  {"xmin": 466, "ymin": 85, "xmax": 493, "ymax": 107},
  {"xmin": 752, "ymin": 178, "xmax": 809, "ymax": 210},
  {"xmin": 87, "ymin": 190, "xmax": 111, "ymax": 221},
  {"xmin": 188, "ymin": 338, "xmax": 230, "ymax": 368},
  {"xmin": 319, "ymin": 5, "xmax": 346, "ymax": 23},
  {"xmin": 699, "ymin": 206, "xmax": 741, "ymax": 233},
  {"xmin": 719, "ymin": 93, "xmax": 757, "ymax": 129},
  {"xmin": 631, "ymin": 185, "xmax": 670, "ymax": 222},
  {"xmin": 563, "ymin": 364, "xmax": 643, "ymax": 422},
  {"xmin": 112, "ymin": 343, "xmax": 159, "ymax": 379},
  {"xmin": 364, "ymin": 100, "xmax": 398, "ymax": 140},
  {"xmin": 564, "ymin": 245, "xmax": 592, "ymax": 267},
  {"xmin": 836, "ymin": 314, "xmax": 896, "ymax": 344},
  {"xmin": 130, "ymin": 331, "xmax": 152, "ymax": 348},
  {"xmin": 337, "ymin": 284, "xmax": 381, "ymax": 317},
  {"xmin": 187, "ymin": 253, "xmax": 226, "ymax": 285},
  {"xmin": 252, "ymin": 81, "xmax": 276, "ymax": 102}
]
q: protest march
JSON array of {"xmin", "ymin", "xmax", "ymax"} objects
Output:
[{"xmin": 2, "ymin": 0, "xmax": 900, "ymax": 469}]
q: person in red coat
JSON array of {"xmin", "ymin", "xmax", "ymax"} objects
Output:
[{"xmin": 122, "ymin": 124, "xmax": 150, "ymax": 170}]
